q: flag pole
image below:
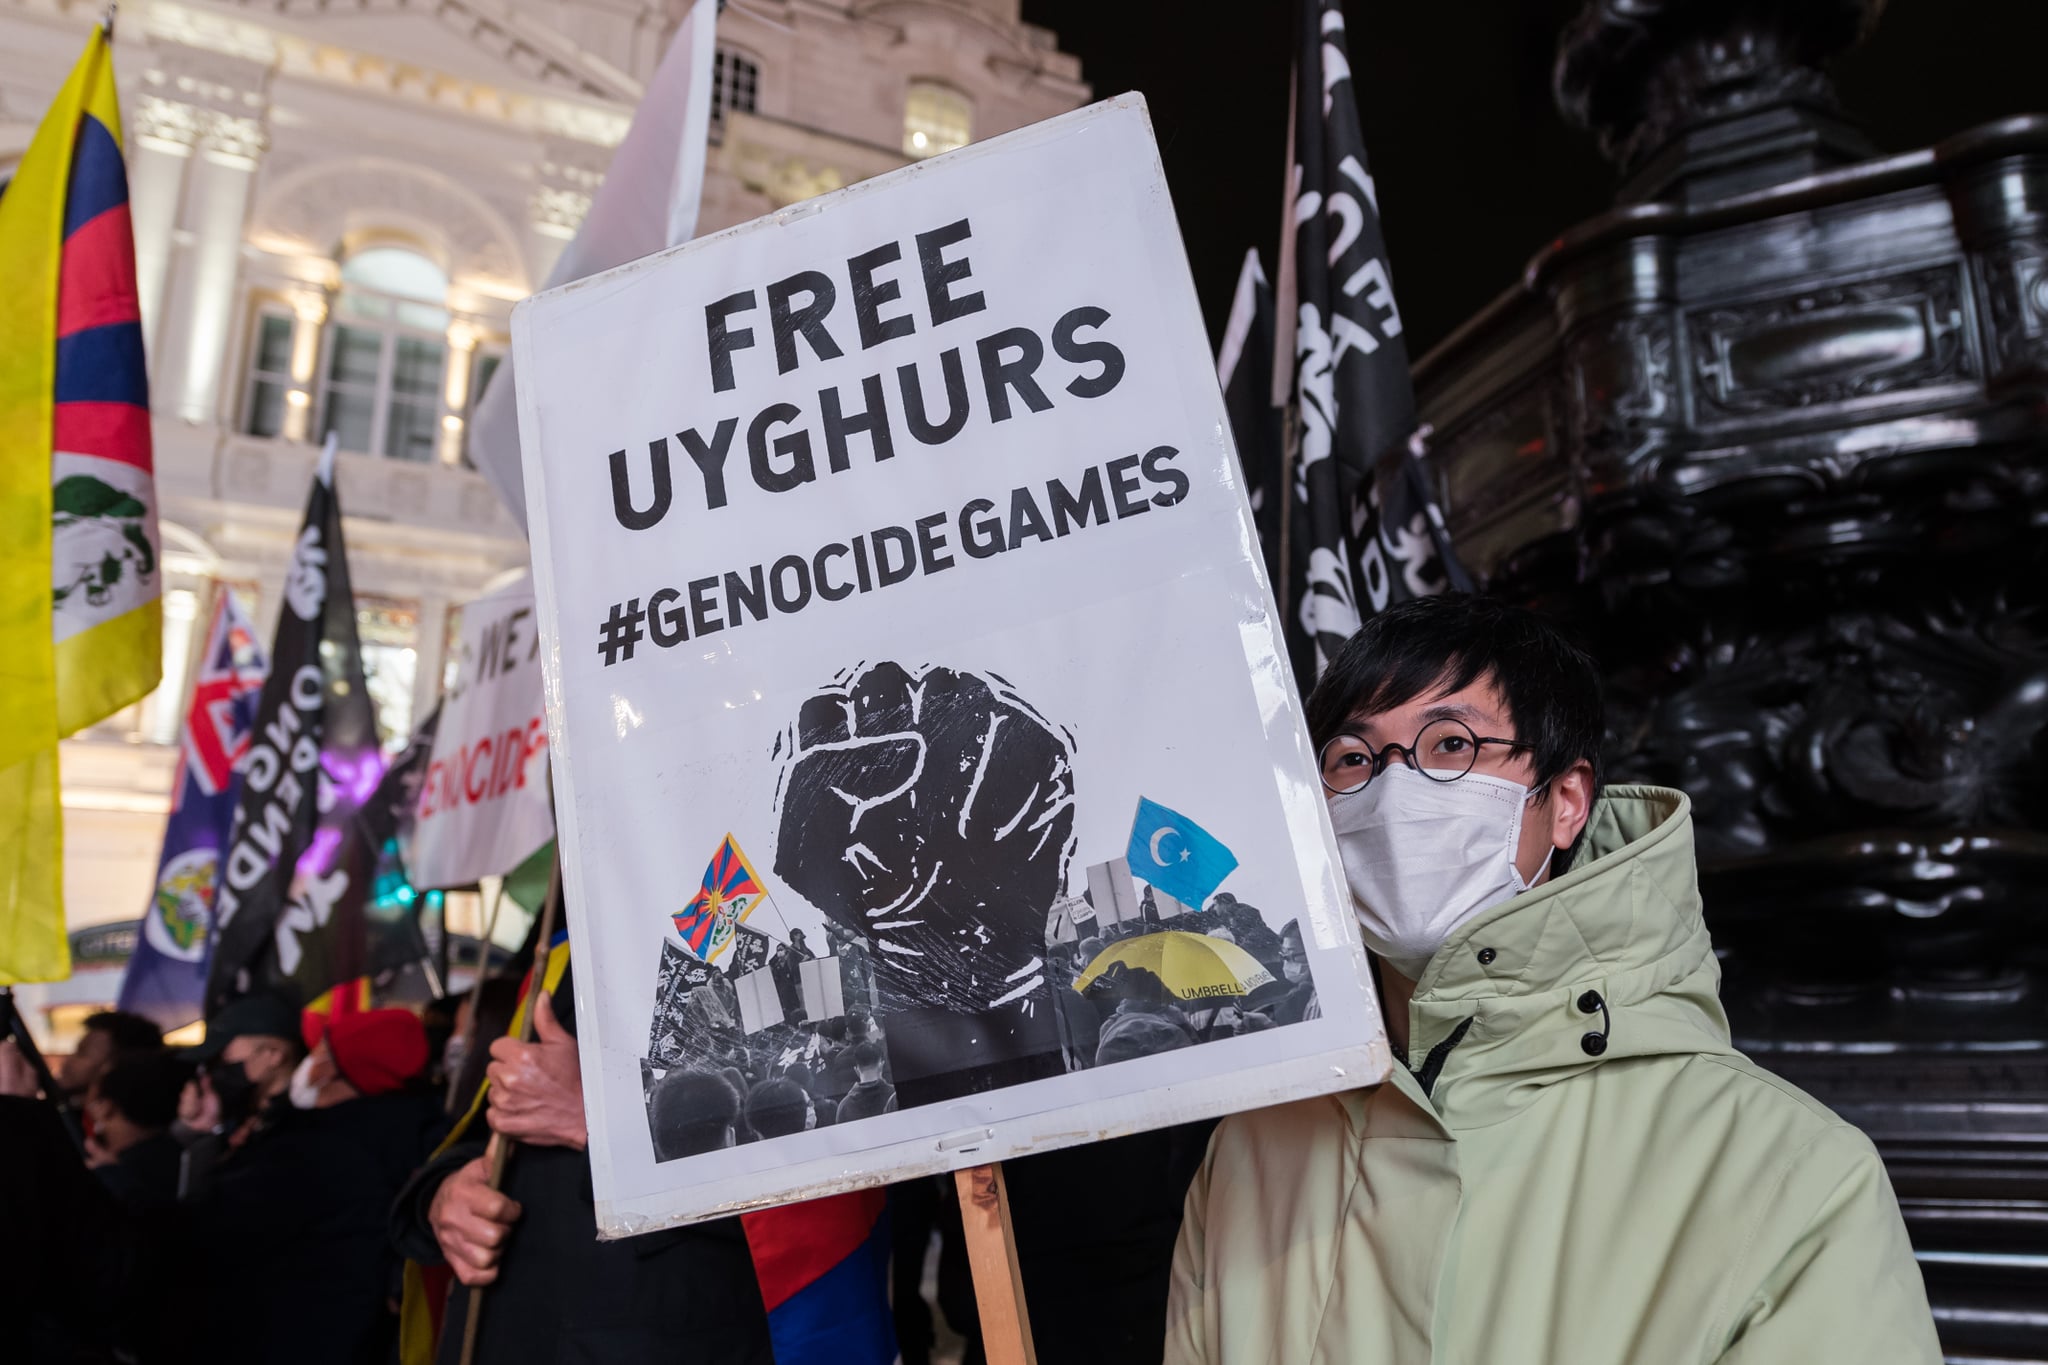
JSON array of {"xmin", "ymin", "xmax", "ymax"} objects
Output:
[
  {"xmin": 444, "ymin": 878, "xmax": 506, "ymax": 1114},
  {"xmin": 0, "ymin": 987, "xmax": 86, "ymax": 1158},
  {"xmin": 1272, "ymin": 60, "xmax": 1300, "ymax": 633},
  {"xmin": 456, "ymin": 852, "xmax": 561, "ymax": 1365},
  {"xmin": 956, "ymin": 1162, "xmax": 1037, "ymax": 1365}
]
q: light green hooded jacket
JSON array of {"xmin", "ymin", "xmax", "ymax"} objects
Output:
[{"xmin": 1166, "ymin": 785, "xmax": 1940, "ymax": 1365}]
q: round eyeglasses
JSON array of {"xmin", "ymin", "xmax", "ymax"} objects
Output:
[{"xmin": 1319, "ymin": 718, "xmax": 1534, "ymax": 795}]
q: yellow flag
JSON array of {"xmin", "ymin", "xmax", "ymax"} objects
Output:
[{"xmin": 0, "ymin": 26, "xmax": 159, "ymax": 983}]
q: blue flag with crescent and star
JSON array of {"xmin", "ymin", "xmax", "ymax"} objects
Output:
[{"xmin": 1125, "ymin": 797, "xmax": 1238, "ymax": 912}]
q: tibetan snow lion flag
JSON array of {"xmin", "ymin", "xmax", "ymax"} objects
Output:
[
  {"xmin": 672, "ymin": 833, "xmax": 779, "ymax": 964},
  {"xmin": 0, "ymin": 22, "xmax": 160, "ymax": 983}
]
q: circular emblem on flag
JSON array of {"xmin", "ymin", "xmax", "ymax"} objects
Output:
[{"xmin": 144, "ymin": 848, "xmax": 216, "ymax": 963}]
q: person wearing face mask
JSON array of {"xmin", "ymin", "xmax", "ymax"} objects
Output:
[
  {"xmin": 1166, "ymin": 594, "xmax": 1939, "ymax": 1365},
  {"xmin": 174, "ymin": 992, "xmax": 306, "ymax": 1160},
  {"xmin": 1244, "ymin": 920, "xmax": 1317, "ymax": 1026},
  {"xmin": 186, "ymin": 1004, "xmax": 444, "ymax": 1365}
]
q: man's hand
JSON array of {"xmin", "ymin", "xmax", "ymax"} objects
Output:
[
  {"xmin": 178, "ymin": 1071, "xmax": 221, "ymax": 1133},
  {"xmin": 83, "ymin": 1133, "xmax": 117, "ymax": 1168},
  {"xmin": 485, "ymin": 993, "xmax": 586, "ymax": 1150},
  {"xmin": 429, "ymin": 1154, "xmax": 523, "ymax": 1286},
  {"xmin": 0, "ymin": 1039, "xmax": 38, "ymax": 1099}
]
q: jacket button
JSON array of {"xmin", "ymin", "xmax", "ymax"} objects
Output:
[
  {"xmin": 1577, "ymin": 990, "xmax": 1603, "ymax": 1014},
  {"xmin": 1477, "ymin": 947, "xmax": 1497, "ymax": 965},
  {"xmin": 1581, "ymin": 1032, "xmax": 1608, "ymax": 1057}
]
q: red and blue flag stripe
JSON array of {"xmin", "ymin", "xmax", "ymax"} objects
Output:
[
  {"xmin": 54, "ymin": 109, "xmax": 150, "ymax": 474},
  {"xmin": 672, "ymin": 895, "xmax": 730, "ymax": 957},
  {"xmin": 706, "ymin": 834, "xmax": 766, "ymax": 907},
  {"xmin": 742, "ymin": 1189, "xmax": 897, "ymax": 1365}
]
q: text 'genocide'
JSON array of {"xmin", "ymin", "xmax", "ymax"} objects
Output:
[
  {"xmin": 595, "ymin": 447, "xmax": 1190, "ymax": 666},
  {"xmin": 602, "ymin": 218, "xmax": 1127, "ymax": 532}
]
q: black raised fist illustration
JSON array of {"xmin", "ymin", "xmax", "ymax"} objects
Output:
[{"xmin": 774, "ymin": 662, "xmax": 1077, "ymax": 1016}]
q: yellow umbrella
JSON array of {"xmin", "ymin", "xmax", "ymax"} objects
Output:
[{"xmin": 1073, "ymin": 930, "xmax": 1276, "ymax": 1002}]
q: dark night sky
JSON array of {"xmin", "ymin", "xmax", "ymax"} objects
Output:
[{"xmin": 1019, "ymin": 0, "xmax": 2048, "ymax": 357}]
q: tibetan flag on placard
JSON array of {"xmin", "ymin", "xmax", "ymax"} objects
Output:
[
  {"xmin": 0, "ymin": 23, "xmax": 159, "ymax": 984},
  {"xmin": 741, "ymin": 1190, "xmax": 897, "ymax": 1365},
  {"xmin": 673, "ymin": 833, "xmax": 778, "ymax": 964}
]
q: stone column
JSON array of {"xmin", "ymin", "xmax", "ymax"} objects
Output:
[
  {"xmin": 146, "ymin": 49, "xmax": 273, "ymax": 426},
  {"xmin": 129, "ymin": 94, "xmax": 198, "ymax": 359},
  {"xmin": 161, "ymin": 115, "xmax": 269, "ymax": 424}
]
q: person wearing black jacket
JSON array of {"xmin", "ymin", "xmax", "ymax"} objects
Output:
[
  {"xmin": 85, "ymin": 1050, "xmax": 191, "ymax": 1208},
  {"xmin": 187, "ymin": 1007, "xmax": 446, "ymax": 1365},
  {"xmin": 388, "ymin": 956, "xmax": 773, "ymax": 1365}
]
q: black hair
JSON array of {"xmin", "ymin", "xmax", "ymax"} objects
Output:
[
  {"xmin": 84, "ymin": 1011, "xmax": 163, "ymax": 1056},
  {"xmin": 97, "ymin": 1051, "xmax": 190, "ymax": 1130},
  {"xmin": 651, "ymin": 1069, "xmax": 742, "ymax": 1161},
  {"xmin": 745, "ymin": 1078, "xmax": 811, "ymax": 1140},
  {"xmin": 1306, "ymin": 594, "xmax": 1605, "ymax": 868},
  {"xmin": 448, "ymin": 975, "xmax": 522, "ymax": 1117},
  {"xmin": 850, "ymin": 1039, "xmax": 885, "ymax": 1070}
]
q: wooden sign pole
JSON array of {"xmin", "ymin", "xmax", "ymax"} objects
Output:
[
  {"xmin": 955, "ymin": 1162, "xmax": 1037, "ymax": 1365},
  {"xmin": 457, "ymin": 855, "xmax": 562, "ymax": 1365}
]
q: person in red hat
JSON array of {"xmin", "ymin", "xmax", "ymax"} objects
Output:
[
  {"xmin": 292, "ymin": 1008, "xmax": 431, "ymax": 1108},
  {"xmin": 186, "ymin": 1004, "xmax": 448, "ymax": 1365}
]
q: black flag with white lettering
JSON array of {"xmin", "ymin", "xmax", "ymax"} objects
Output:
[
  {"xmin": 1218, "ymin": 248, "xmax": 1285, "ymax": 594},
  {"xmin": 1281, "ymin": 0, "xmax": 1469, "ymax": 687},
  {"xmin": 204, "ymin": 443, "xmax": 383, "ymax": 1014}
]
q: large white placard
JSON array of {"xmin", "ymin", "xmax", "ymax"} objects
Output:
[
  {"xmin": 408, "ymin": 575, "xmax": 554, "ymax": 889},
  {"xmin": 516, "ymin": 95, "xmax": 1388, "ymax": 1235}
]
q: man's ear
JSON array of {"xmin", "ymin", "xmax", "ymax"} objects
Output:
[{"xmin": 1547, "ymin": 758, "xmax": 1596, "ymax": 852}]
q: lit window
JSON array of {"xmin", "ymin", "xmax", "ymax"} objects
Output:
[
  {"xmin": 356, "ymin": 596, "xmax": 420, "ymax": 753},
  {"xmin": 316, "ymin": 247, "xmax": 450, "ymax": 463},
  {"xmin": 711, "ymin": 48, "xmax": 760, "ymax": 142},
  {"xmin": 242, "ymin": 311, "xmax": 295, "ymax": 438},
  {"xmin": 904, "ymin": 81, "xmax": 971, "ymax": 159}
]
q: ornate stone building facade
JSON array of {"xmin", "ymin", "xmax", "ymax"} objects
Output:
[{"xmin": 0, "ymin": 0, "xmax": 1085, "ymax": 954}]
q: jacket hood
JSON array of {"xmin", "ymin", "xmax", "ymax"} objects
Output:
[{"xmin": 1395, "ymin": 784, "xmax": 1735, "ymax": 1129}]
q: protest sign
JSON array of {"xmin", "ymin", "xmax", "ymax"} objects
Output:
[
  {"xmin": 515, "ymin": 94, "xmax": 1388, "ymax": 1235},
  {"xmin": 408, "ymin": 575, "xmax": 554, "ymax": 889}
]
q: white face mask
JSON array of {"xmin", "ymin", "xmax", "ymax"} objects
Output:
[
  {"xmin": 287, "ymin": 1055, "xmax": 323, "ymax": 1111},
  {"xmin": 1328, "ymin": 765, "xmax": 1553, "ymax": 980}
]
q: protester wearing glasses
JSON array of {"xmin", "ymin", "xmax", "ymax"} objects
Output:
[{"xmin": 1165, "ymin": 594, "xmax": 1939, "ymax": 1365}]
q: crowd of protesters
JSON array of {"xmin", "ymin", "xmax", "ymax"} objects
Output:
[
  {"xmin": 3, "ymin": 997, "xmax": 445, "ymax": 1363},
  {"xmin": 1, "ymin": 596, "xmax": 1944, "ymax": 1364}
]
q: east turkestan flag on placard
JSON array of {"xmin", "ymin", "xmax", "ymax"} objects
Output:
[
  {"xmin": 205, "ymin": 441, "xmax": 386, "ymax": 1013},
  {"xmin": 1278, "ymin": 0, "xmax": 1469, "ymax": 688},
  {"xmin": 0, "ymin": 23, "xmax": 161, "ymax": 984},
  {"xmin": 1126, "ymin": 797, "xmax": 1239, "ymax": 913}
]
